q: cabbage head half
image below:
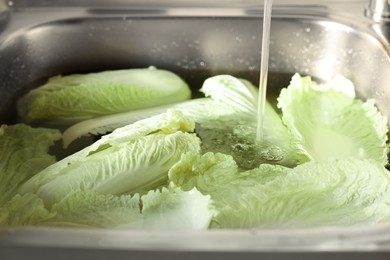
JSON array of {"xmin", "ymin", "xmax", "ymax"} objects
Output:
[
  {"xmin": 17, "ymin": 67, "xmax": 191, "ymax": 124},
  {"xmin": 19, "ymin": 109, "xmax": 200, "ymax": 206}
]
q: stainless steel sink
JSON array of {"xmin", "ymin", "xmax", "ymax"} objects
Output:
[
  {"xmin": 1, "ymin": 1, "xmax": 390, "ymax": 123},
  {"xmin": 1, "ymin": 0, "xmax": 390, "ymax": 259}
]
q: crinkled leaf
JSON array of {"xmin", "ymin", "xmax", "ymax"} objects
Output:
[
  {"xmin": 169, "ymin": 152, "xmax": 288, "ymax": 228},
  {"xmin": 0, "ymin": 124, "xmax": 61, "ymax": 206},
  {"xmin": 62, "ymin": 75, "xmax": 302, "ymax": 168},
  {"xmin": 249, "ymin": 158, "xmax": 390, "ymax": 228},
  {"xmin": 1, "ymin": 188, "xmax": 215, "ymax": 230},
  {"xmin": 20, "ymin": 110, "xmax": 200, "ymax": 206},
  {"xmin": 0, "ymin": 193, "xmax": 55, "ymax": 226},
  {"xmin": 168, "ymin": 152, "xmax": 239, "ymax": 193},
  {"xmin": 47, "ymin": 191, "xmax": 142, "ymax": 228},
  {"xmin": 140, "ymin": 187, "xmax": 217, "ymax": 230},
  {"xmin": 170, "ymin": 152, "xmax": 390, "ymax": 228},
  {"xmin": 63, "ymin": 104, "xmax": 197, "ymax": 148},
  {"xmin": 17, "ymin": 67, "xmax": 191, "ymax": 124},
  {"xmin": 278, "ymin": 74, "xmax": 389, "ymax": 164},
  {"xmin": 197, "ymin": 75, "xmax": 305, "ymax": 168}
]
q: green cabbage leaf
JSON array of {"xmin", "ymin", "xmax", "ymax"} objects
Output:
[
  {"xmin": 140, "ymin": 187, "xmax": 216, "ymax": 230},
  {"xmin": 0, "ymin": 124, "xmax": 61, "ymax": 206},
  {"xmin": 49, "ymin": 187, "xmax": 215, "ymax": 229},
  {"xmin": 19, "ymin": 110, "xmax": 200, "ymax": 206},
  {"xmin": 63, "ymin": 75, "xmax": 303, "ymax": 167},
  {"xmin": 169, "ymin": 152, "xmax": 390, "ymax": 228},
  {"xmin": 17, "ymin": 67, "xmax": 191, "ymax": 124},
  {"xmin": 1, "ymin": 187, "xmax": 215, "ymax": 230},
  {"xmin": 169, "ymin": 152, "xmax": 289, "ymax": 228},
  {"xmin": 0, "ymin": 194, "xmax": 55, "ymax": 226},
  {"xmin": 278, "ymin": 74, "xmax": 389, "ymax": 164},
  {"xmin": 196, "ymin": 75, "xmax": 305, "ymax": 168}
]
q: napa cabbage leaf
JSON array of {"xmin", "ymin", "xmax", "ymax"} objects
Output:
[
  {"xmin": 169, "ymin": 152, "xmax": 390, "ymax": 228},
  {"xmin": 63, "ymin": 75, "xmax": 303, "ymax": 168},
  {"xmin": 196, "ymin": 75, "xmax": 306, "ymax": 168},
  {"xmin": 140, "ymin": 187, "xmax": 216, "ymax": 230},
  {"xmin": 19, "ymin": 110, "xmax": 200, "ymax": 206},
  {"xmin": 0, "ymin": 124, "xmax": 61, "ymax": 206},
  {"xmin": 278, "ymin": 74, "xmax": 389, "ymax": 164},
  {"xmin": 17, "ymin": 67, "xmax": 191, "ymax": 124},
  {"xmin": 1, "ymin": 188, "xmax": 215, "ymax": 230},
  {"xmin": 0, "ymin": 193, "xmax": 55, "ymax": 226}
]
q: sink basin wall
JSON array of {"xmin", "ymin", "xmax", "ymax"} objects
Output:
[
  {"xmin": 1, "ymin": 3, "xmax": 390, "ymax": 255},
  {"xmin": 0, "ymin": 9, "xmax": 390, "ymax": 123}
]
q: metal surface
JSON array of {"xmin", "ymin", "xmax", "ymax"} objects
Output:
[
  {"xmin": 366, "ymin": 0, "xmax": 390, "ymax": 21},
  {"xmin": 0, "ymin": 2, "xmax": 390, "ymax": 123},
  {"xmin": 0, "ymin": 0, "xmax": 390, "ymax": 259}
]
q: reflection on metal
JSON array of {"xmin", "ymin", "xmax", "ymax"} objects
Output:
[
  {"xmin": 0, "ymin": 0, "xmax": 390, "ymax": 256},
  {"xmin": 366, "ymin": 0, "xmax": 390, "ymax": 21}
]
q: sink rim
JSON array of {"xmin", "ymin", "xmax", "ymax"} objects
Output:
[{"xmin": 0, "ymin": 2, "xmax": 390, "ymax": 253}]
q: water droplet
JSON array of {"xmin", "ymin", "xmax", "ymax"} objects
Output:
[
  {"xmin": 8, "ymin": 1, "xmax": 13, "ymax": 7},
  {"xmin": 235, "ymin": 36, "xmax": 242, "ymax": 42},
  {"xmin": 305, "ymin": 27, "xmax": 311, "ymax": 33},
  {"xmin": 375, "ymin": 89, "xmax": 385, "ymax": 97}
]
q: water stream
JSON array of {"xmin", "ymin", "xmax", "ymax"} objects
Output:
[{"xmin": 256, "ymin": 0, "xmax": 273, "ymax": 143}]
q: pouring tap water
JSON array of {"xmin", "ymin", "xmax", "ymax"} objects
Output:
[{"xmin": 256, "ymin": 0, "xmax": 273, "ymax": 143}]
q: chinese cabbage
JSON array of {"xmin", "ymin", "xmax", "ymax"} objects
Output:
[
  {"xmin": 140, "ymin": 187, "xmax": 216, "ymax": 230},
  {"xmin": 278, "ymin": 74, "xmax": 389, "ymax": 164},
  {"xmin": 169, "ymin": 152, "xmax": 390, "ymax": 228},
  {"xmin": 62, "ymin": 75, "xmax": 303, "ymax": 169},
  {"xmin": 17, "ymin": 67, "xmax": 191, "ymax": 124},
  {"xmin": 0, "ymin": 193, "xmax": 55, "ymax": 226},
  {"xmin": 1, "ymin": 188, "xmax": 215, "ymax": 230},
  {"xmin": 197, "ymin": 75, "xmax": 305, "ymax": 168},
  {"xmin": 19, "ymin": 110, "xmax": 200, "ymax": 206},
  {"xmin": 0, "ymin": 124, "xmax": 61, "ymax": 206}
]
